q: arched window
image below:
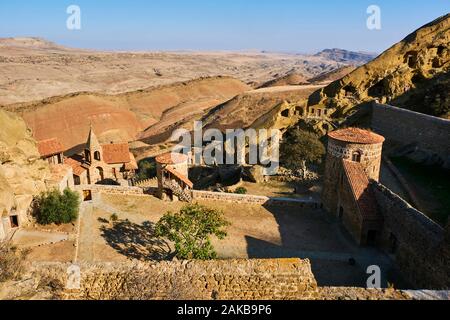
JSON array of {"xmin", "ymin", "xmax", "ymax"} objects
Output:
[
  {"xmin": 94, "ymin": 151, "xmax": 101, "ymax": 161},
  {"xmin": 85, "ymin": 149, "xmax": 91, "ymax": 162},
  {"xmin": 352, "ymin": 151, "xmax": 362, "ymax": 162}
]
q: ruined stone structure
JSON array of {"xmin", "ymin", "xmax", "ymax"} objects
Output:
[
  {"xmin": 156, "ymin": 152, "xmax": 193, "ymax": 202},
  {"xmin": 322, "ymin": 127, "xmax": 385, "ymax": 245},
  {"xmin": 64, "ymin": 127, "xmax": 138, "ymax": 186}
]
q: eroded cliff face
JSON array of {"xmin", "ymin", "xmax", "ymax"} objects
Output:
[
  {"xmin": 308, "ymin": 14, "xmax": 450, "ymax": 119},
  {"xmin": 0, "ymin": 110, "xmax": 50, "ymax": 226}
]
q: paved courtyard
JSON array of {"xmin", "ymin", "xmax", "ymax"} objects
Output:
[
  {"xmin": 74, "ymin": 193, "xmax": 397, "ymax": 287},
  {"xmin": 12, "ymin": 192, "xmax": 401, "ymax": 287}
]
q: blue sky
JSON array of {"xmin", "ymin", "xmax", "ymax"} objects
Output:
[{"xmin": 0, "ymin": 1, "xmax": 448, "ymax": 53}]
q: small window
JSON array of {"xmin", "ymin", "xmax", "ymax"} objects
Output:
[
  {"xmin": 352, "ymin": 151, "xmax": 362, "ymax": 162},
  {"xmin": 94, "ymin": 151, "xmax": 101, "ymax": 161}
]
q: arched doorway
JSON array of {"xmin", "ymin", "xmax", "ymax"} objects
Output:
[{"xmin": 96, "ymin": 167, "xmax": 104, "ymax": 182}]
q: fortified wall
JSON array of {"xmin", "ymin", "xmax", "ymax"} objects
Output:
[
  {"xmin": 372, "ymin": 182, "xmax": 450, "ymax": 289},
  {"xmin": 371, "ymin": 103, "xmax": 450, "ymax": 168}
]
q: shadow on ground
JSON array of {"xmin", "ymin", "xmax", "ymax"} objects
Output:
[{"xmin": 100, "ymin": 219, "xmax": 173, "ymax": 261}]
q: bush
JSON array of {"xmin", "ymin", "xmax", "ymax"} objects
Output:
[
  {"xmin": 155, "ymin": 203, "xmax": 230, "ymax": 260},
  {"xmin": 0, "ymin": 241, "xmax": 30, "ymax": 282},
  {"xmin": 234, "ymin": 187, "xmax": 248, "ymax": 194},
  {"xmin": 35, "ymin": 189, "xmax": 80, "ymax": 225},
  {"xmin": 136, "ymin": 160, "xmax": 157, "ymax": 180},
  {"xmin": 110, "ymin": 213, "xmax": 118, "ymax": 223}
]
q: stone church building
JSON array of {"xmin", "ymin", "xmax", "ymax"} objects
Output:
[
  {"xmin": 38, "ymin": 127, "xmax": 138, "ymax": 187},
  {"xmin": 65, "ymin": 127, "xmax": 138, "ymax": 186}
]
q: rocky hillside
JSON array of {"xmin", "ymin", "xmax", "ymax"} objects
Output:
[
  {"xmin": 314, "ymin": 49, "xmax": 377, "ymax": 64},
  {"xmin": 308, "ymin": 14, "xmax": 450, "ymax": 119},
  {"xmin": 0, "ymin": 110, "xmax": 49, "ymax": 223}
]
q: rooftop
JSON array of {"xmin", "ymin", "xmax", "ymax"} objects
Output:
[
  {"xmin": 342, "ymin": 160, "xmax": 380, "ymax": 221},
  {"xmin": 65, "ymin": 156, "xmax": 87, "ymax": 176},
  {"xmin": 102, "ymin": 143, "xmax": 131, "ymax": 164},
  {"xmin": 328, "ymin": 128, "xmax": 385, "ymax": 144},
  {"xmin": 165, "ymin": 166, "xmax": 194, "ymax": 188},
  {"xmin": 37, "ymin": 138, "xmax": 64, "ymax": 157},
  {"xmin": 156, "ymin": 152, "xmax": 189, "ymax": 165}
]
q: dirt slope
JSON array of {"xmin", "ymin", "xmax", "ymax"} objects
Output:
[
  {"xmin": 308, "ymin": 66, "xmax": 357, "ymax": 84},
  {"xmin": 258, "ymin": 72, "xmax": 309, "ymax": 88}
]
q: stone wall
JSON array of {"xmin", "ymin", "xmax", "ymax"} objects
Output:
[
  {"xmin": 371, "ymin": 103, "xmax": 450, "ymax": 168},
  {"xmin": 371, "ymin": 182, "xmax": 449, "ymax": 289},
  {"xmin": 192, "ymin": 190, "xmax": 321, "ymax": 208},
  {"xmin": 75, "ymin": 185, "xmax": 144, "ymax": 196},
  {"xmin": 32, "ymin": 258, "xmax": 319, "ymax": 300}
]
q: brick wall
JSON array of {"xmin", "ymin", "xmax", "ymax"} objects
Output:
[
  {"xmin": 371, "ymin": 182, "xmax": 449, "ymax": 289},
  {"xmin": 371, "ymin": 103, "xmax": 450, "ymax": 168}
]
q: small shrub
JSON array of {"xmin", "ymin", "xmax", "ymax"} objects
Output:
[
  {"xmin": 0, "ymin": 241, "xmax": 30, "ymax": 282},
  {"xmin": 110, "ymin": 213, "xmax": 119, "ymax": 223},
  {"xmin": 234, "ymin": 187, "xmax": 248, "ymax": 195},
  {"xmin": 35, "ymin": 188, "xmax": 80, "ymax": 225}
]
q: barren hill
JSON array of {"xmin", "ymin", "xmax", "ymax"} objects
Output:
[
  {"xmin": 8, "ymin": 76, "xmax": 250, "ymax": 152},
  {"xmin": 258, "ymin": 72, "xmax": 309, "ymax": 88},
  {"xmin": 0, "ymin": 37, "xmax": 371, "ymax": 106},
  {"xmin": 308, "ymin": 66, "xmax": 357, "ymax": 84},
  {"xmin": 308, "ymin": 14, "xmax": 450, "ymax": 119}
]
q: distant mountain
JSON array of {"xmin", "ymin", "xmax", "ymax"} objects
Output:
[
  {"xmin": 314, "ymin": 49, "xmax": 377, "ymax": 64},
  {"xmin": 308, "ymin": 14, "xmax": 450, "ymax": 119},
  {"xmin": 0, "ymin": 37, "xmax": 68, "ymax": 50}
]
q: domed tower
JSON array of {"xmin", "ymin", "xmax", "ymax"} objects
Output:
[{"xmin": 322, "ymin": 127, "xmax": 385, "ymax": 217}]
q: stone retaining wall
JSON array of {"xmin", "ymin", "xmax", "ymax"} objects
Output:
[
  {"xmin": 371, "ymin": 103, "xmax": 450, "ymax": 168},
  {"xmin": 32, "ymin": 258, "xmax": 319, "ymax": 300},
  {"xmin": 192, "ymin": 190, "xmax": 321, "ymax": 208},
  {"xmin": 75, "ymin": 185, "xmax": 144, "ymax": 196},
  {"xmin": 372, "ymin": 182, "xmax": 449, "ymax": 289}
]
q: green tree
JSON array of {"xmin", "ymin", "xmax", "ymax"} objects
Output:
[
  {"xmin": 155, "ymin": 203, "xmax": 230, "ymax": 260},
  {"xmin": 280, "ymin": 128, "xmax": 325, "ymax": 174},
  {"xmin": 136, "ymin": 160, "xmax": 157, "ymax": 180},
  {"xmin": 35, "ymin": 189, "xmax": 80, "ymax": 225}
]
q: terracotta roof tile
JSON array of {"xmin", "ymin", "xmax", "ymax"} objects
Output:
[
  {"xmin": 65, "ymin": 156, "xmax": 86, "ymax": 176},
  {"xmin": 342, "ymin": 160, "xmax": 380, "ymax": 220},
  {"xmin": 329, "ymin": 128, "xmax": 385, "ymax": 144},
  {"xmin": 37, "ymin": 138, "xmax": 64, "ymax": 157},
  {"xmin": 165, "ymin": 166, "xmax": 193, "ymax": 188},
  {"xmin": 156, "ymin": 152, "xmax": 189, "ymax": 165},
  {"xmin": 101, "ymin": 143, "xmax": 130, "ymax": 164}
]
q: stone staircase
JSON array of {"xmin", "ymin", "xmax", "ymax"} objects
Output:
[{"xmin": 162, "ymin": 179, "xmax": 192, "ymax": 202}]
